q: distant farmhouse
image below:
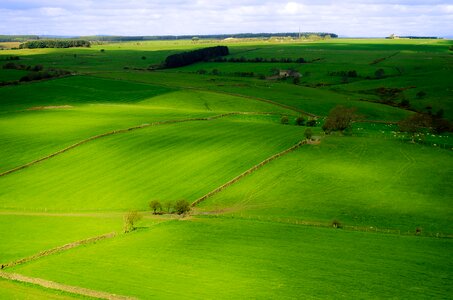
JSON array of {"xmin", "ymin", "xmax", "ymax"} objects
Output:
[{"xmin": 279, "ymin": 69, "xmax": 301, "ymax": 78}]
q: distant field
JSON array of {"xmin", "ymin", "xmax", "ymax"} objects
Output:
[{"xmin": 0, "ymin": 38, "xmax": 451, "ymax": 299}]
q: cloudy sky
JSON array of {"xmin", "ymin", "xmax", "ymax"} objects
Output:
[{"xmin": 1, "ymin": 0, "xmax": 452, "ymax": 37}]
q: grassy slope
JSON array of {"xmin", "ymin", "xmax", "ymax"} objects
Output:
[
  {"xmin": 0, "ymin": 215, "xmax": 122, "ymax": 263},
  {"xmin": 0, "ymin": 118, "xmax": 306, "ymax": 212},
  {"xmin": 0, "ymin": 78, "xmax": 292, "ymax": 172},
  {"xmin": 9, "ymin": 218, "xmax": 453, "ymax": 299},
  {"xmin": 198, "ymin": 136, "xmax": 453, "ymax": 234}
]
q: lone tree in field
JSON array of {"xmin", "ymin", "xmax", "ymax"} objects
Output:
[
  {"xmin": 322, "ymin": 105, "xmax": 357, "ymax": 134},
  {"xmin": 123, "ymin": 211, "xmax": 143, "ymax": 233},
  {"xmin": 295, "ymin": 116, "xmax": 305, "ymax": 126},
  {"xmin": 149, "ymin": 200, "xmax": 162, "ymax": 214},
  {"xmin": 175, "ymin": 200, "xmax": 191, "ymax": 215}
]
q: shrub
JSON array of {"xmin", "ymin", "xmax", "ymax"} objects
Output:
[
  {"xmin": 332, "ymin": 220, "xmax": 342, "ymax": 228},
  {"xmin": 123, "ymin": 211, "xmax": 142, "ymax": 233},
  {"xmin": 174, "ymin": 200, "xmax": 191, "ymax": 215},
  {"xmin": 375, "ymin": 68, "xmax": 385, "ymax": 79},
  {"xmin": 306, "ymin": 119, "xmax": 317, "ymax": 127},
  {"xmin": 141, "ymin": 56, "xmax": 146, "ymax": 60},
  {"xmin": 416, "ymin": 91, "xmax": 426, "ymax": 99},
  {"xmin": 100, "ymin": 49, "xmax": 105, "ymax": 52},
  {"xmin": 322, "ymin": 105, "xmax": 357, "ymax": 134},
  {"xmin": 281, "ymin": 115, "xmax": 289, "ymax": 125},
  {"xmin": 149, "ymin": 200, "xmax": 162, "ymax": 214},
  {"xmin": 196, "ymin": 69, "xmax": 207, "ymax": 74},
  {"xmin": 304, "ymin": 128, "xmax": 313, "ymax": 140},
  {"xmin": 295, "ymin": 116, "xmax": 305, "ymax": 126}
]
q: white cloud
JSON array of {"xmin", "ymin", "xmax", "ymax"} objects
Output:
[{"xmin": 0, "ymin": 0, "xmax": 452, "ymax": 37}]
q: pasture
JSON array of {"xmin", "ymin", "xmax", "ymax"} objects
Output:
[{"xmin": 0, "ymin": 37, "xmax": 452, "ymax": 299}]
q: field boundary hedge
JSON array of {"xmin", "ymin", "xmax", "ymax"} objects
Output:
[
  {"xmin": 191, "ymin": 140, "xmax": 307, "ymax": 207},
  {"xmin": 1, "ymin": 232, "xmax": 116, "ymax": 270},
  {"xmin": 0, "ymin": 112, "xmax": 281, "ymax": 178},
  {"xmin": 0, "ymin": 271, "xmax": 135, "ymax": 300}
]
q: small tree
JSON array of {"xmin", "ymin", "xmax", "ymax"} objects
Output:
[
  {"xmin": 398, "ymin": 113, "xmax": 432, "ymax": 142},
  {"xmin": 416, "ymin": 91, "xmax": 426, "ymax": 99},
  {"xmin": 375, "ymin": 68, "xmax": 385, "ymax": 79},
  {"xmin": 123, "ymin": 211, "xmax": 142, "ymax": 233},
  {"xmin": 304, "ymin": 128, "xmax": 313, "ymax": 140},
  {"xmin": 175, "ymin": 200, "xmax": 191, "ymax": 215},
  {"xmin": 149, "ymin": 200, "xmax": 162, "ymax": 214},
  {"xmin": 293, "ymin": 77, "xmax": 301, "ymax": 85},
  {"xmin": 306, "ymin": 119, "xmax": 317, "ymax": 127},
  {"xmin": 322, "ymin": 105, "xmax": 357, "ymax": 134},
  {"xmin": 295, "ymin": 116, "xmax": 305, "ymax": 126},
  {"xmin": 281, "ymin": 115, "xmax": 289, "ymax": 125}
]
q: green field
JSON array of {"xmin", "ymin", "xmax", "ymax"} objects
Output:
[{"xmin": 0, "ymin": 38, "xmax": 452, "ymax": 299}]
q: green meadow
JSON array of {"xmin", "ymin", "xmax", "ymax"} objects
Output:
[{"xmin": 0, "ymin": 38, "xmax": 452, "ymax": 299}]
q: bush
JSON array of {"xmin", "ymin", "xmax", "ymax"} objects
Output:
[
  {"xmin": 375, "ymin": 68, "xmax": 385, "ymax": 79},
  {"xmin": 281, "ymin": 115, "xmax": 289, "ymax": 125},
  {"xmin": 322, "ymin": 105, "xmax": 357, "ymax": 134},
  {"xmin": 304, "ymin": 128, "xmax": 313, "ymax": 140},
  {"xmin": 306, "ymin": 119, "xmax": 317, "ymax": 127},
  {"xmin": 141, "ymin": 56, "xmax": 146, "ymax": 60},
  {"xmin": 163, "ymin": 201, "xmax": 174, "ymax": 213},
  {"xmin": 196, "ymin": 69, "xmax": 207, "ymax": 74},
  {"xmin": 123, "ymin": 211, "xmax": 142, "ymax": 233},
  {"xmin": 416, "ymin": 91, "xmax": 426, "ymax": 99},
  {"xmin": 149, "ymin": 200, "xmax": 162, "ymax": 214},
  {"xmin": 174, "ymin": 200, "xmax": 191, "ymax": 215},
  {"xmin": 295, "ymin": 116, "xmax": 305, "ymax": 126},
  {"xmin": 331, "ymin": 220, "xmax": 342, "ymax": 228}
]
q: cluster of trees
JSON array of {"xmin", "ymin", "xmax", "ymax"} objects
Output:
[
  {"xmin": 399, "ymin": 111, "xmax": 452, "ymax": 137},
  {"xmin": 164, "ymin": 46, "xmax": 229, "ymax": 68},
  {"xmin": 2, "ymin": 62, "xmax": 71, "ymax": 84},
  {"xmin": 328, "ymin": 70, "xmax": 358, "ymax": 77},
  {"xmin": 19, "ymin": 69, "xmax": 71, "ymax": 82},
  {"xmin": 211, "ymin": 57, "xmax": 306, "ymax": 63},
  {"xmin": 0, "ymin": 35, "xmax": 39, "ymax": 42},
  {"xmin": 281, "ymin": 115, "xmax": 317, "ymax": 127},
  {"xmin": 19, "ymin": 39, "xmax": 91, "ymax": 49},
  {"xmin": 322, "ymin": 106, "xmax": 358, "ymax": 134},
  {"xmin": 149, "ymin": 200, "xmax": 191, "ymax": 215},
  {"xmin": 3, "ymin": 62, "xmax": 43, "ymax": 71}
]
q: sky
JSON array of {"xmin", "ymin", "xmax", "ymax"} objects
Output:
[{"xmin": 1, "ymin": 0, "xmax": 452, "ymax": 37}]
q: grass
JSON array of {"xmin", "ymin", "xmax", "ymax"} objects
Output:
[
  {"xmin": 0, "ymin": 117, "xmax": 306, "ymax": 212},
  {"xmin": 0, "ymin": 278, "xmax": 78, "ymax": 299},
  {"xmin": 0, "ymin": 38, "xmax": 452, "ymax": 299},
  {"xmin": 197, "ymin": 136, "xmax": 453, "ymax": 234},
  {"xmin": 8, "ymin": 218, "xmax": 453, "ymax": 299}
]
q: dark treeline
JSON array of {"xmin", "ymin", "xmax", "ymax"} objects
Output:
[
  {"xmin": 328, "ymin": 70, "xmax": 358, "ymax": 77},
  {"xmin": 211, "ymin": 57, "xmax": 306, "ymax": 63},
  {"xmin": 165, "ymin": 46, "xmax": 229, "ymax": 68},
  {"xmin": 399, "ymin": 36, "xmax": 440, "ymax": 39},
  {"xmin": 0, "ymin": 35, "xmax": 39, "ymax": 42},
  {"xmin": 19, "ymin": 40, "xmax": 91, "ymax": 49},
  {"xmin": 1, "ymin": 62, "xmax": 71, "ymax": 85}
]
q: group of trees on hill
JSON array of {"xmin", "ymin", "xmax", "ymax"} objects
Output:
[
  {"xmin": 2, "ymin": 62, "xmax": 71, "ymax": 84},
  {"xmin": 165, "ymin": 46, "xmax": 229, "ymax": 68},
  {"xmin": 149, "ymin": 200, "xmax": 191, "ymax": 215},
  {"xmin": 399, "ymin": 111, "xmax": 452, "ymax": 136},
  {"xmin": 19, "ymin": 39, "xmax": 91, "ymax": 49}
]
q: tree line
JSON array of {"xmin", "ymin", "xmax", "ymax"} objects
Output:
[
  {"xmin": 19, "ymin": 40, "xmax": 91, "ymax": 49},
  {"xmin": 211, "ymin": 57, "xmax": 306, "ymax": 63},
  {"xmin": 164, "ymin": 46, "xmax": 229, "ymax": 68}
]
